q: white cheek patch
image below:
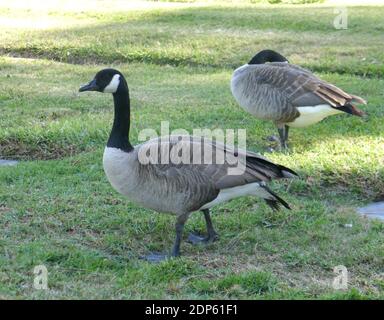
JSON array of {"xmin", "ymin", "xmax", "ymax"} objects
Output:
[{"xmin": 103, "ymin": 74, "xmax": 120, "ymax": 93}]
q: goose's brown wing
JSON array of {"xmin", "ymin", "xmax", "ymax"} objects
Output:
[
  {"xmin": 247, "ymin": 63, "xmax": 366, "ymax": 120},
  {"xmin": 137, "ymin": 135, "xmax": 296, "ymax": 211}
]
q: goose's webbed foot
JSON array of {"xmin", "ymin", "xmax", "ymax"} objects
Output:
[
  {"xmin": 187, "ymin": 232, "xmax": 218, "ymax": 245},
  {"xmin": 142, "ymin": 213, "xmax": 188, "ymax": 263},
  {"xmin": 188, "ymin": 209, "xmax": 218, "ymax": 246},
  {"xmin": 267, "ymin": 135, "xmax": 280, "ymax": 143},
  {"xmin": 266, "ymin": 135, "xmax": 283, "ymax": 153}
]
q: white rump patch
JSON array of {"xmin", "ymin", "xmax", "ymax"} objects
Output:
[
  {"xmin": 103, "ymin": 74, "xmax": 120, "ymax": 93},
  {"xmin": 199, "ymin": 182, "xmax": 273, "ymax": 210},
  {"xmin": 287, "ymin": 104, "xmax": 343, "ymax": 128}
]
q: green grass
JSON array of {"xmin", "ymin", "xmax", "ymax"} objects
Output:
[{"xmin": 0, "ymin": 1, "xmax": 383, "ymax": 299}]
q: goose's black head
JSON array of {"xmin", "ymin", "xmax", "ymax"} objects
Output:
[
  {"xmin": 79, "ymin": 68, "xmax": 127, "ymax": 94},
  {"xmin": 248, "ymin": 49, "xmax": 288, "ymax": 65}
]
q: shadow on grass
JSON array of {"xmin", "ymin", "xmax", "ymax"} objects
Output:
[{"xmin": 1, "ymin": 5, "xmax": 383, "ymax": 76}]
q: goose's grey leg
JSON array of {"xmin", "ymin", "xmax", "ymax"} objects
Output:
[
  {"xmin": 142, "ymin": 214, "xmax": 188, "ymax": 263},
  {"xmin": 277, "ymin": 125, "xmax": 288, "ymax": 150},
  {"xmin": 267, "ymin": 124, "xmax": 289, "ymax": 151},
  {"xmin": 284, "ymin": 125, "xmax": 290, "ymax": 143},
  {"xmin": 203, "ymin": 209, "xmax": 219, "ymax": 241},
  {"xmin": 170, "ymin": 214, "xmax": 187, "ymax": 257},
  {"xmin": 188, "ymin": 209, "xmax": 219, "ymax": 245}
]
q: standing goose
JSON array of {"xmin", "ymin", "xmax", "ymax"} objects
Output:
[
  {"xmin": 79, "ymin": 68, "xmax": 297, "ymax": 262},
  {"xmin": 231, "ymin": 49, "xmax": 367, "ymax": 149}
]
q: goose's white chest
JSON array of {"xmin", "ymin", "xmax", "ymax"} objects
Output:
[
  {"xmin": 102, "ymin": 146, "xmax": 186, "ymax": 215},
  {"xmin": 231, "ymin": 65, "xmax": 252, "ymax": 110},
  {"xmin": 102, "ymin": 147, "xmax": 138, "ymax": 197}
]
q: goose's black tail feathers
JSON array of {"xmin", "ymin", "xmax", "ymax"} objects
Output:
[
  {"xmin": 262, "ymin": 185, "xmax": 291, "ymax": 211},
  {"xmin": 335, "ymin": 103, "xmax": 365, "ymax": 117},
  {"xmin": 246, "ymin": 156, "xmax": 298, "ymax": 180}
]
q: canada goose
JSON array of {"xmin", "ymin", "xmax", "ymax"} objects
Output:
[
  {"xmin": 231, "ymin": 49, "xmax": 366, "ymax": 149},
  {"xmin": 79, "ymin": 68, "xmax": 297, "ymax": 262}
]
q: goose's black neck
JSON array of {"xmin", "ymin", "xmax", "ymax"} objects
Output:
[
  {"xmin": 248, "ymin": 50, "xmax": 288, "ymax": 65},
  {"xmin": 107, "ymin": 87, "xmax": 133, "ymax": 152}
]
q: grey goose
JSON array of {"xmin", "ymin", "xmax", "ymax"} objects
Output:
[
  {"xmin": 231, "ymin": 49, "xmax": 366, "ymax": 149},
  {"xmin": 79, "ymin": 68, "xmax": 297, "ymax": 262}
]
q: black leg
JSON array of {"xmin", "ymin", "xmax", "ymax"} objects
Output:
[
  {"xmin": 277, "ymin": 125, "xmax": 288, "ymax": 150},
  {"xmin": 142, "ymin": 213, "xmax": 188, "ymax": 263},
  {"xmin": 284, "ymin": 125, "xmax": 290, "ymax": 142},
  {"xmin": 170, "ymin": 214, "xmax": 188, "ymax": 257},
  {"xmin": 188, "ymin": 209, "xmax": 218, "ymax": 245},
  {"xmin": 203, "ymin": 209, "xmax": 218, "ymax": 241}
]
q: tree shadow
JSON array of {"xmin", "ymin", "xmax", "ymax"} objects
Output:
[{"xmin": 1, "ymin": 5, "xmax": 383, "ymax": 75}]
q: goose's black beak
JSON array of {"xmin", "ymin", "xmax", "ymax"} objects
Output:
[{"xmin": 79, "ymin": 79, "xmax": 99, "ymax": 92}]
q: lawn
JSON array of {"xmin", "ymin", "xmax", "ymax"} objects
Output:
[{"xmin": 0, "ymin": 0, "xmax": 383, "ymax": 299}]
